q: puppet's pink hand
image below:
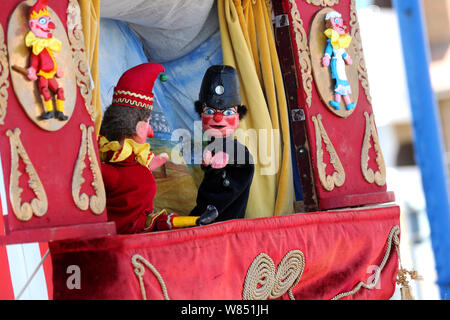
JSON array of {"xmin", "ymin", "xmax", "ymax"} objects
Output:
[
  {"xmin": 344, "ymin": 55, "xmax": 353, "ymax": 65},
  {"xmin": 149, "ymin": 153, "xmax": 169, "ymax": 171},
  {"xmin": 211, "ymin": 151, "xmax": 229, "ymax": 169},
  {"xmin": 27, "ymin": 67, "xmax": 37, "ymax": 81},
  {"xmin": 56, "ymin": 66, "xmax": 64, "ymax": 78},
  {"xmin": 322, "ymin": 56, "xmax": 330, "ymax": 67},
  {"xmin": 202, "ymin": 149, "xmax": 213, "ymax": 166}
]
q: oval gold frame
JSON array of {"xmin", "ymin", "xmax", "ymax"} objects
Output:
[{"xmin": 309, "ymin": 8, "xmax": 359, "ymax": 118}]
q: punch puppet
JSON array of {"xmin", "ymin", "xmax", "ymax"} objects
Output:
[
  {"xmin": 99, "ymin": 63, "xmax": 217, "ymax": 234},
  {"xmin": 190, "ymin": 65, "xmax": 254, "ymax": 222},
  {"xmin": 322, "ymin": 11, "xmax": 356, "ymax": 111},
  {"xmin": 25, "ymin": 0, "xmax": 68, "ymax": 121}
]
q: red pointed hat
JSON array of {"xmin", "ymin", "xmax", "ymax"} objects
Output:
[
  {"xmin": 112, "ymin": 63, "xmax": 165, "ymax": 111},
  {"xmin": 29, "ymin": 0, "xmax": 51, "ymax": 19}
]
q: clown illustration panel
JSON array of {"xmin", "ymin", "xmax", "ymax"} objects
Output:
[
  {"xmin": 7, "ymin": 0, "xmax": 76, "ymax": 131},
  {"xmin": 310, "ymin": 7, "xmax": 359, "ymax": 118},
  {"xmin": 282, "ymin": 0, "xmax": 393, "ymax": 210},
  {"xmin": 0, "ymin": 0, "xmax": 114, "ymax": 245}
]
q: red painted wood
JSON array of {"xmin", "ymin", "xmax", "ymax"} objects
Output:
[
  {"xmin": 281, "ymin": 0, "xmax": 394, "ymax": 210},
  {"xmin": 0, "ymin": 0, "xmax": 114, "ymax": 244},
  {"xmin": 0, "ymin": 221, "xmax": 117, "ymax": 246}
]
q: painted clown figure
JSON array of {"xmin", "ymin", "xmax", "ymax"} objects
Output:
[
  {"xmin": 26, "ymin": 0, "xmax": 67, "ymax": 121},
  {"xmin": 322, "ymin": 11, "xmax": 356, "ymax": 111},
  {"xmin": 99, "ymin": 63, "xmax": 217, "ymax": 234}
]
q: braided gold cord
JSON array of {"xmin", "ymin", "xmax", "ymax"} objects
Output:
[
  {"xmin": 331, "ymin": 225, "xmax": 400, "ymax": 300},
  {"xmin": 243, "ymin": 250, "xmax": 305, "ymax": 300},
  {"xmin": 131, "ymin": 254, "xmax": 170, "ymax": 300}
]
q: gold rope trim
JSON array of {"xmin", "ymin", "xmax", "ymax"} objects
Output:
[
  {"xmin": 243, "ymin": 250, "xmax": 305, "ymax": 300},
  {"xmin": 305, "ymin": 0, "xmax": 340, "ymax": 6},
  {"xmin": 331, "ymin": 225, "xmax": 406, "ymax": 300},
  {"xmin": 131, "ymin": 254, "xmax": 170, "ymax": 300},
  {"xmin": 115, "ymin": 90, "xmax": 154, "ymax": 102},
  {"xmin": 112, "ymin": 98, "xmax": 153, "ymax": 110}
]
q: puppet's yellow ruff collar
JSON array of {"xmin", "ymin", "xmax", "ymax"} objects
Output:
[
  {"xmin": 98, "ymin": 136, "xmax": 154, "ymax": 167},
  {"xmin": 324, "ymin": 28, "xmax": 352, "ymax": 50},
  {"xmin": 25, "ymin": 31, "xmax": 62, "ymax": 55}
]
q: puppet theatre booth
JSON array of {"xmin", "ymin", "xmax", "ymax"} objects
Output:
[{"xmin": 0, "ymin": 0, "xmax": 417, "ymax": 300}]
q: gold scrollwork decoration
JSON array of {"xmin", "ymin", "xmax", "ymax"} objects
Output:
[
  {"xmin": 243, "ymin": 250, "xmax": 305, "ymax": 300},
  {"xmin": 289, "ymin": 0, "xmax": 313, "ymax": 108},
  {"xmin": 67, "ymin": 0, "xmax": 96, "ymax": 122},
  {"xmin": 312, "ymin": 114, "xmax": 345, "ymax": 191},
  {"xmin": 350, "ymin": 0, "xmax": 372, "ymax": 105},
  {"xmin": 361, "ymin": 112, "xmax": 386, "ymax": 186},
  {"xmin": 7, "ymin": 128, "xmax": 48, "ymax": 222},
  {"xmin": 72, "ymin": 124, "xmax": 106, "ymax": 215},
  {"xmin": 0, "ymin": 23, "xmax": 10, "ymax": 125},
  {"xmin": 305, "ymin": 0, "xmax": 340, "ymax": 6}
]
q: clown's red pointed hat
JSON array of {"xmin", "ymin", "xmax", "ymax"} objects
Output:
[
  {"xmin": 29, "ymin": 0, "xmax": 51, "ymax": 20},
  {"xmin": 112, "ymin": 63, "xmax": 165, "ymax": 111}
]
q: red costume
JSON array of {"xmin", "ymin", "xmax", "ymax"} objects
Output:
[
  {"xmin": 26, "ymin": 0, "xmax": 67, "ymax": 120},
  {"xmin": 99, "ymin": 63, "xmax": 218, "ymax": 234}
]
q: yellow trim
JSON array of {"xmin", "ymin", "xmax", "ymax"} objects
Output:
[
  {"xmin": 112, "ymin": 98, "xmax": 153, "ymax": 110},
  {"xmin": 30, "ymin": 8, "xmax": 51, "ymax": 20},
  {"xmin": 56, "ymin": 99, "xmax": 64, "ymax": 112},
  {"xmin": 43, "ymin": 99, "xmax": 54, "ymax": 112},
  {"xmin": 115, "ymin": 90, "xmax": 154, "ymax": 102},
  {"xmin": 172, "ymin": 216, "xmax": 199, "ymax": 228},
  {"xmin": 98, "ymin": 136, "xmax": 154, "ymax": 167}
]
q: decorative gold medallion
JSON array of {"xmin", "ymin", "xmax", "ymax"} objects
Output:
[
  {"xmin": 312, "ymin": 114, "xmax": 345, "ymax": 191},
  {"xmin": 72, "ymin": 124, "xmax": 106, "ymax": 215},
  {"xmin": 7, "ymin": 128, "xmax": 48, "ymax": 222},
  {"xmin": 0, "ymin": 23, "xmax": 10, "ymax": 125},
  {"xmin": 7, "ymin": 0, "xmax": 77, "ymax": 131},
  {"xmin": 67, "ymin": 0, "xmax": 96, "ymax": 122},
  {"xmin": 289, "ymin": 0, "xmax": 313, "ymax": 108},
  {"xmin": 309, "ymin": 8, "xmax": 359, "ymax": 118},
  {"xmin": 361, "ymin": 112, "xmax": 386, "ymax": 186},
  {"xmin": 305, "ymin": 0, "xmax": 340, "ymax": 6}
]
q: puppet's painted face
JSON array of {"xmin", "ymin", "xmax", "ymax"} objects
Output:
[
  {"xmin": 329, "ymin": 16, "xmax": 347, "ymax": 35},
  {"xmin": 202, "ymin": 106, "xmax": 240, "ymax": 138},
  {"xmin": 134, "ymin": 118, "xmax": 154, "ymax": 144},
  {"xmin": 29, "ymin": 15, "xmax": 55, "ymax": 39}
]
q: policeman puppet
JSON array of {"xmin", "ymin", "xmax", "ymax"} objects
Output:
[{"xmin": 190, "ymin": 65, "xmax": 254, "ymax": 222}]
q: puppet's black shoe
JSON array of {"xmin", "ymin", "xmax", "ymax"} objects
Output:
[
  {"xmin": 54, "ymin": 111, "xmax": 69, "ymax": 121},
  {"xmin": 40, "ymin": 111, "xmax": 54, "ymax": 120},
  {"xmin": 196, "ymin": 205, "xmax": 218, "ymax": 226}
]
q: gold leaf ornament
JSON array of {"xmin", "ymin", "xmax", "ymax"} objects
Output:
[
  {"xmin": 72, "ymin": 124, "xmax": 106, "ymax": 215},
  {"xmin": 289, "ymin": 0, "xmax": 313, "ymax": 108},
  {"xmin": 312, "ymin": 114, "xmax": 345, "ymax": 191},
  {"xmin": 67, "ymin": 0, "xmax": 96, "ymax": 122},
  {"xmin": 7, "ymin": 128, "xmax": 48, "ymax": 221},
  {"xmin": 361, "ymin": 112, "xmax": 386, "ymax": 186},
  {"xmin": 0, "ymin": 23, "xmax": 9, "ymax": 125}
]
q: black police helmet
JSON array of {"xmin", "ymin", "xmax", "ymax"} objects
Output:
[{"xmin": 198, "ymin": 65, "xmax": 241, "ymax": 110}]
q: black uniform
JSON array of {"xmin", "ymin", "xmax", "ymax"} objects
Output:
[{"xmin": 190, "ymin": 137, "xmax": 254, "ymax": 222}]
